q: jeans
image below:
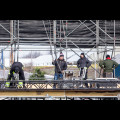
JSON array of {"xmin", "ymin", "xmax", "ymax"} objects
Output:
[
  {"xmin": 53, "ymin": 73, "xmax": 63, "ymax": 89},
  {"xmin": 54, "ymin": 73, "xmax": 63, "ymax": 80}
]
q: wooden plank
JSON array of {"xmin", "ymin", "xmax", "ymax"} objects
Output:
[
  {"xmin": 0, "ymin": 91, "xmax": 65, "ymax": 97},
  {"xmin": 0, "ymin": 90, "xmax": 120, "ymax": 97},
  {"xmin": 65, "ymin": 91, "xmax": 120, "ymax": 96}
]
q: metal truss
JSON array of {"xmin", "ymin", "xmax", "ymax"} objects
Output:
[{"xmin": 0, "ymin": 79, "xmax": 120, "ymax": 90}]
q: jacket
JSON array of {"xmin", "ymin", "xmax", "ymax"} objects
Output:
[
  {"xmin": 52, "ymin": 59, "xmax": 67, "ymax": 73},
  {"xmin": 7, "ymin": 62, "xmax": 25, "ymax": 80},
  {"xmin": 77, "ymin": 57, "xmax": 91, "ymax": 68},
  {"xmin": 99, "ymin": 59, "xmax": 118, "ymax": 72}
]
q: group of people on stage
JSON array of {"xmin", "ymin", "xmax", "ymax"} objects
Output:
[
  {"xmin": 5, "ymin": 52, "xmax": 119, "ymax": 88},
  {"xmin": 52, "ymin": 52, "xmax": 91, "ymax": 81},
  {"xmin": 52, "ymin": 52, "xmax": 118, "ymax": 80}
]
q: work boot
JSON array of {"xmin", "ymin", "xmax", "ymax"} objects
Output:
[
  {"xmin": 5, "ymin": 82, "xmax": 10, "ymax": 88},
  {"xmin": 18, "ymin": 82, "xmax": 23, "ymax": 88}
]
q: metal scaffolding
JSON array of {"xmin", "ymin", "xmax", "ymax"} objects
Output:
[
  {"xmin": 0, "ymin": 20, "xmax": 119, "ymax": 77},
  {"xmin": 0, "ymin": 20, "xmax": 120, "ymax": 96}
]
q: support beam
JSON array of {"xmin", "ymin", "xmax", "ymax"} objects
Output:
[
  {"xmin": 17, "ymin": 20, "xmax": 19, "ymax": 62},
  {"xmin": 103, "ymin": 20, "xmax": 107, "ymax": 60},
  {"xmin": 114, "ymin": 20, "xmax": 116, "ymax": 58},
  {"xmin": 96, "ymin": 20, "xmax": 99, "ymax": 61},
  {"xmin": 1, "ymin": 49, "xmax": 4, "ymax": 69},
  {"xmin": 66, "ymin": 20, "xmax": 68, "ymax": 62},
  {"xmin": 53, "ymin": 20, "xmax": 57, "ymax": 59},
  {"xmin": 10, "ymin": 20, "xmax": 14, "ymax": 65},
  {"xmin": 14, "ymin": 20, "xmax": 17, "ymax": 62}
]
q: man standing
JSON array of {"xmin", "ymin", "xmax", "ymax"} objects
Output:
[
  {"xmin": 52, "ymin": 53, "xmax": 67, "ymax": 89},
  {"xmin": 99, "ymin": 55, "xmax": 118, "ymax": 78},
  {"xmin": 77, "ymin": 53, "xmax": 91, "ymax": 88}
]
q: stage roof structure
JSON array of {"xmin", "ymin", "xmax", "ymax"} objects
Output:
[{"xmin": 0, "ymin": 20, "xmax": 120, "ymax": 48}]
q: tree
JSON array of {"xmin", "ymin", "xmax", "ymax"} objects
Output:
[{"xmin": 29, "ymin": 67, "xmax": 46, "ymax": 80}]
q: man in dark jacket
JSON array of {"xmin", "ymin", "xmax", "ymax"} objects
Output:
[
  {"xmin": 5, "ymin": 62, "xmax": 25, "ymax": 88},
  {"xmin": 99, "ymin": 55, "xmax": 118, "ymax": 78},
  {"xmin": 77, "ymin": 53, "xmax": 91, "ymax": 80},
  {"xmin": 52, "ymin": 53, "xmax": 67, "ymax": 88}
]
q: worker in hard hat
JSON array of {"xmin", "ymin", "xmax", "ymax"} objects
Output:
[
  {"xmin": 5, "ymin": 62, "xmax": 25, "ymax": 88},
  {"xmin": 52, "ymin": 52, "xmax": 67, "ymax": 89}
]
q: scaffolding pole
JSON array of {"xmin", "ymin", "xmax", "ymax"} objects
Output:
[
  {"xmin": 17, "ymin": 20, "xmax": 19, "ymax": 62},
  {"xmin": 103, "ymin": 20, "xmax": 107, "ymax": 60},
  {"xmin": 53, "ymin": 20, "xmax": 57, "ymax": 59},
  {"xmin": 14, "ymin": 20, "xmax": 17, "ymax": 62},
  {"xmin": 10, "ymin": 20, "xmax": 14, "ymax": 66},
  {"xmin": 66, "ymin": 20, "xmax": 68, "ymax": 63},
  {"xmin": 114, "ymin": 20, "xmax": 116, "ymax": 58},
  {"xmin": 96, "ymin": 20, "xmax": 99, "ymax": 62},
  {"xmin": 1, "ymin": 49, "xmax": 3, "ymax": 69},
  {"xmin": 60, "ymin": 20, "xmax": 62, "ymax": 50},
  {"xmin": 114, "ymin": 20, "xmax": 116, "ymax": 77}
]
